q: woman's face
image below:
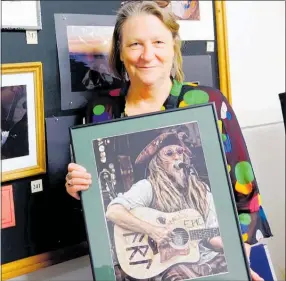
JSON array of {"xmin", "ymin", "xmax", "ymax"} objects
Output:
[{"xmin": 120, "ymin": 14, "xmax": 175, "ymax": 86}]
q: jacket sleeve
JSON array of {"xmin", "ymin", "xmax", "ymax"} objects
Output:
[{"xmin": 207, "ymin": 87, "xmax": 273, "ymax": 244}]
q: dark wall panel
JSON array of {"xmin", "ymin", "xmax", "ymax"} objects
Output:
[{"xmin": 1, "ymin": 1, "xmax": 121, "ymax": 265}]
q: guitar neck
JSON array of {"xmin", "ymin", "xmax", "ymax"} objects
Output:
[{"xmin": 189, "ymin": 227, "xmax": 220, "ymax": 240}]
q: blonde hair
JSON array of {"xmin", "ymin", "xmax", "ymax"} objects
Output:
[
  {"xmin": 147, "ymin": 152, "xmax": 209, "ymax": 220},
  {"xmin": 109, "ymin": 1, "xmax": 184, "ymax": 82}
]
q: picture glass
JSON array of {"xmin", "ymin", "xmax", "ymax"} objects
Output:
[
  {"xmin": 92, "ymin": 121, "xmax": 228, "ymax": 280},
  {"xmin": 1, "ymin": 73, "xmax": 37, "ymax": 173},
  {"xmin": 67, "ymin": 25, "xmax": 121, "ymax": 92},
  {"xmin": 1, "ymin": 85, "xmax": 29, "ymax": 160}
]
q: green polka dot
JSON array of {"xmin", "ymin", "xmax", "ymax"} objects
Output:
[
  {"xmin": 235, "ymin": 161, "xmax": 254, "ymax": 185},
  {"xmin": 93, "ymin": 105, "xmax": 105, "ymax": 115},
  {"xmin": 239, "ymin": 213, "xmax": 251, "ymax": 225},
  {"xmin": 170, "ymin": 79, "xmax": 182, "ymax": 97},
  {"xmin": 183, "ymin": 90, "xmax": 209, "ymax": 105},
  {"xmin": 221, "ymin": 134, "xmax": 227, "ymax": 141}
]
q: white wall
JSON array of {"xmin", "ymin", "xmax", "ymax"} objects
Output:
[
  {"xmin": 226, "ymin": 1, "xmax": 285, "ymax": 280},
  {"xmin": 8, "ymin": 1, "xmax": 285, "ymax": 281},
  {"xmin": 226, "ymin": 1, "xmax": 285, "ymax": 128}
]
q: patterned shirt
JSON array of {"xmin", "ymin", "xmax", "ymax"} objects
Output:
[{"xmin": 86, "ymin": 79, "xmax": 273, "ymax": 245}]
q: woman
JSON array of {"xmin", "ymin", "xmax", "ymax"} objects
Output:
[{"xmin": 65, "ymin": 1, "xmax": 272, "ymax": 280}]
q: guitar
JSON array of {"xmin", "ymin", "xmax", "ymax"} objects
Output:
[{"xmin": 114, "ymin": 207, "xmax": 220, "ymax": 279}]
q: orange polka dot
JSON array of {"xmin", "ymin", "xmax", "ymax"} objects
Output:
[
  {"xmin": 179, "ymin": 101, "xmax": 188, "ymax": 108},
  {"xmin": 235, "ymin": 181, "xmax": 253, "ymax": 195},
  {"xmin": 242, "ymin": 233, "xmax": 248, "ymax": 242}
]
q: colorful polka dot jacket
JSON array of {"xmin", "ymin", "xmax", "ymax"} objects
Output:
[{"xmin": 86, "ymin": 80, "xmax": 273, "ymax": 245}]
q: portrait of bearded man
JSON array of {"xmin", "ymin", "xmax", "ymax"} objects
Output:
[{"xmin": 105, "ymin": 130, "xmax": 227, "ymax": 280}]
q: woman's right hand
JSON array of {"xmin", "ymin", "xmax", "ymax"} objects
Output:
[{"xmin": 65, "ymin": 163, "xmax": 92, "ymax": 200}]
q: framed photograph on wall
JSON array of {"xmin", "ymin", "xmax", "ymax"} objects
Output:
[
  {"xmin": 70, "ymin": 103, "xmax": 251, "ymax": 281},
  {"xmin": 54, "ymin": 13, "xmax": 122, "ymax": 111},
  {"xmin": 1, "ymin": 62, "xmax": 46, "ymax": 182},
  {"xmin": 1, "ymin": 1, "xmax": 42, "ymax": 30}
]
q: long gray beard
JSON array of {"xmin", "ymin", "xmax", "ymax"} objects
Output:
[{"xmin": 170, "ymin": 168, "xmax": 188, "ymax": 188}]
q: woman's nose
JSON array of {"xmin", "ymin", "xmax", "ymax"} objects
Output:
[{"xmin": 140, "ymin": 45, "xmax": 155, "ymax": 61}]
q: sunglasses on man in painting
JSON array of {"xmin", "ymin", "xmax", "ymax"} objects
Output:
[{"xmin": 163, "ymin": 147, "xmax": 185, "ymax": 157}]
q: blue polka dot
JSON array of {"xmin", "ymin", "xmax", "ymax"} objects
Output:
[
  {"xmin": 92, "ymin": 111, "xmax": 110, "ymax": 123},
  {"xmin": 223, "ymin": 134, "xmax": 232, "ymax": 153},
  {"xmin": 227, "ymin": 111, "xmax": 232, "ymax": 120},
  {"xmin": 259, "ymin": 206, "xmax": 266, "ymax": 221},
  {"xmin": 240, "ymin": 224, "xmax": 249, "ymax": 234}
]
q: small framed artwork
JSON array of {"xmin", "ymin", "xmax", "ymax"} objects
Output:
[
  {"xmin": 54, "ymin": 13, "xmax": 122, "ymax": 111},
  {"xmin": 1, "ymin": 62, "xmax": 46, "ymax": 182},
  {"xmin": 2, "ymin": 1, "xmax": 42, "ymax": 30},
  {"xmin": 70, "ymin": 103, "xmax": 251, "ymax": 281}
]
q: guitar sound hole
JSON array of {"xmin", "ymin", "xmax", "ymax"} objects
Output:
[{"xmin": 171, "ymin": 228, "xmax": 189, "ymax": 246}]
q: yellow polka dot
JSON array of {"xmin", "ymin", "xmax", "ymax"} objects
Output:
[
  {"xmin": 185, "ymin": 82, "xmax": 199, "ymax": 87},
  {"xmin": 218, "ymin": 120, "xmax": 223, "ymax": 133},
  {"xmin": 242, "ymin": 233, "xmax": 248, "ymax": 242},
  {"xmin": 235, "ymin": 181, "xmax": 253, "ymax": 195},
  {"xmin": 161, "ymin": 105, "xmax": 165, "ymax": 111},
  {"xmin": 179, "ymin": 101, "xmax": 188, "ymax": 108},
  {"xmin": 227, "ymin": 165, "xmax": 231, "ymax": 173}
]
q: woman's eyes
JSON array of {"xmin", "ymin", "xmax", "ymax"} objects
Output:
[{"xmin": 129, "ymin": 41, "xmax": 164, "ymax": 47}]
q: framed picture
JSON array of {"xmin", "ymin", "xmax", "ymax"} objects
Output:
[
  {"xmin": 70, "ymin": 103, "xmax": 251, "ymax": 281},
  {"xmin": 1, "ymin": 1, "xmax": 42, "ymax": 30},
  {"xmin": 1, "ymin": 62, "xmax": 46, "ymax": 182},
  {"xmin": 121, "ymin": 0, "xmax": 214, "ymax": 40},
  {"xmin": 54, "ymin": 13, "xmax": 122, "ymax": 111}
]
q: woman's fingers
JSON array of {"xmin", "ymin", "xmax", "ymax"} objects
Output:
[
  {"xmin": 68, "ymin": 162, "xmax": 87, "ymax": 173},
  {"xmin": 66, "ymin": 170, "xmax": 91, "ymax": 181},
  {"xmin": 66, "ymin": 177, "xmax": 92, "ymax": 186},
  {"xmin": 65, "ymin": 163, "xmax": 92, "ymax": 199},
  {"xmin": 65, "ymin": 183, "xmax": 89, "ymax": 199}
]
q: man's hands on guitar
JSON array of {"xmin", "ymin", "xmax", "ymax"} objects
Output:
[{"xmin": 147, "ymin": 224, "xmax": 174, "ymax": 246}]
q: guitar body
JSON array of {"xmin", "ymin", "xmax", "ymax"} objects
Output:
[{"xmin": 114, "ymin": 207, "xmax": 208, "ymax": 279}]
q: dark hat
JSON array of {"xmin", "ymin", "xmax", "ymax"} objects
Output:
[{"xmin": 135, "ymin": 131, "xmax": 192, "ymax": 165}]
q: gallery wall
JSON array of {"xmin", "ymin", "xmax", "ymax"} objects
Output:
[
  {"xmin": 1, "ymin": 0, "xmax": 122, "ymax": 266},
  {"xmin": 1, "ymin": 0, "xmax": 220, "ymax": 278}
]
